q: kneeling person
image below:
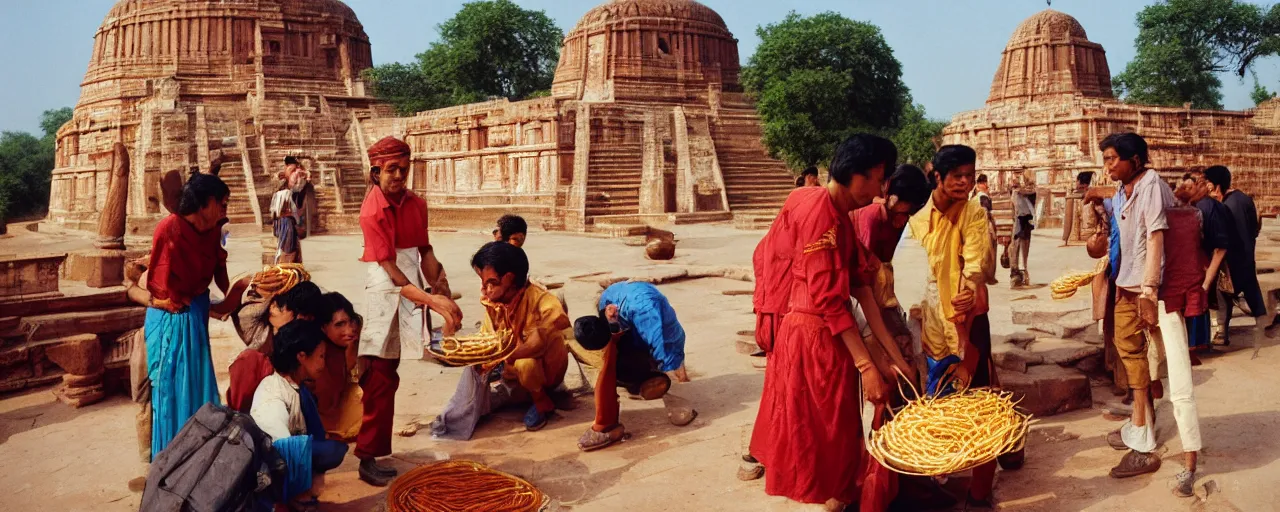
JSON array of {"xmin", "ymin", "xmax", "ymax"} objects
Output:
[
  {"xmin": 250, "ymin": 321, "xmax": 348, "ymax": 509},
  {"xmin": 472, "ymin": 241, "xmax": 572, "ymax": 431},
  {"xmin": 572, "ymin": 281, "xmax": 696, "ymax": 452}
]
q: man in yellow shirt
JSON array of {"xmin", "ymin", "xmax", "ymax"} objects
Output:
[
  {"xmin": 908, "ymin": 144, "xmax": 1010, "ymax": 507},
  {"xmin": 473, "ymin": 241, "xmax": 571, "ymax": 431}
]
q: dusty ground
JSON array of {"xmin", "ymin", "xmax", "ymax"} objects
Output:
[{"xmin": 1, "ymin": 223, "xmax": 1277, "ymax": 511}]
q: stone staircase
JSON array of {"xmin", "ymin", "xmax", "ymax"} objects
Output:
[
  {"xmin": 217, "ymin": 160, "xmax": 258, "ymax": 225},
  {"xmin": 712, "ymin": 96, "xmax": 795, "ymax": 219},
  {"xmin": 585, "ymin": 142, "xmax": 644, "ymax": 218}
]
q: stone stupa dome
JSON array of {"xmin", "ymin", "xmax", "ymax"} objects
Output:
[
  {"xmin": 987, "ymin": 9, "xmax": 1113, "ymax": 104},
  {"xmin": 552, "ymin": 0, "xmax": 741, "ymax": 101}
]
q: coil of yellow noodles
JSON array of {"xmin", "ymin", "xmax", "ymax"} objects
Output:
[
  {"xmin": 427, "ymin": 330, "xmax": 516, "ymax": 366},
  {"xmin": 1049, "ymin": 269, "xmax": 1099, "ymax": 300},
  {"xmin": 388, "ymin": 460, "xmax": 546, "ymax": 512},
  {"xmin": 866, "ymin": 388, "xmax": 1032, "ymax": 476},
  {"xmin": 250, "ymin": 263, "xmax": 310, "ymax": 299}
]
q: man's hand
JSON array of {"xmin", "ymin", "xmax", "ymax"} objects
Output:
[
  {"xmin": 951, "ymin": 288, "xmax": 976, "ymax": 314},
  {"xmin": 861, "ymin": 366, "xmax": 890, "ymax": 405},
  {"xmin": 427, "ymin": 294, "xmax": 464, "ymax": 335},
  {"xmin": 150, "ymin": 297, "xmax": 186, "ymax": 314},
  {"xmin": 668, "ymin": 364, "xmax": 690, "ymax": 383}
]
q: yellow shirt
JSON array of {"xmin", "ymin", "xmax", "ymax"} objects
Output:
[
  {"xmin": 481, "ymin": 283, "xmax": 570, "ymax": 376},
  {"xmin": 908, "ymin": 196, "xmax": 993, "ymax": 359}
]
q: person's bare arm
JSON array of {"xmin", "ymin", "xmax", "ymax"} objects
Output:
[
  {"xmin": 379, "ymin": 260, "xmax": 412, "ymax": 287},
  {"xmin": 852, "ymin": 285, "xmax": 914, "ymax": 381},
  {"xmin": 1203, "ymin": 248, "xmax": 1226, "ymax": 291},
  {"xmin": 126, "ymin": 283, "xmax": 152, "ymax": 308},
  {"xmin": 215, "ymin": 265, "xmax": 230, "ymax": 295},
  {"xmin": 420, "ymin": 246, "xmax": 451, "ymax": 298},
  {"xmin": 1143, "ymin": 230, "xmax": 1165, "ymax": 291},
  {"xmin": 389, "ymin": 256, "xmax": 463, "ymax": 334},
  {"xmin": 210, "ymin": 274, "xmax": 253, "ymax": 320},
  {"xmin": 838, "ymin": 327, "xmax": 889, "ymax": 404}
]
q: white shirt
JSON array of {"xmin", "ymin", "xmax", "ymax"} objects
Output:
[{"xmin": 249, "ymin": 373, "xmax": 307, "ymax": 440}]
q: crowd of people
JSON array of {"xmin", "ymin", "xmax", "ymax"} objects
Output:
[
  {"xmin": 128, "ymin": 136, "xmax": 698, "ymax": 511},
  {"xmin": 121, "ymin": 124, "xmax": 1272, "ymax": 510},
  {"xmin": 746, "ymin": 131, "xmax": 1270, "ymax": 510}
]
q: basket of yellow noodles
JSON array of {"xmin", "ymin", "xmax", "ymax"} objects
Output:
[
  {"xmin": 427, "ymin": 330, "xmax": 516, "ymax": 367},
  {"xmin": 388, "ymin": 460, "xmax": 546, "ymax": 512},
  {"xmin": 867, "ymin": 387, "xmax": 1032, "ymax": 476}
]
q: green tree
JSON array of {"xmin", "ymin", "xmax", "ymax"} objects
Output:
[
  {"xmin": 743, "ymin": 12, "xmax": 909, "ymax": 169},
  {"xmin": 364, "ymin": 0, "xmax": 563, "ymax": 114},
  {"xmin": 1113, "ymin": 0, "xmax": 1280, "ymax": 109},
  {"xmin": 1252, "ymin": 73, "xmax": 1278, "ymax": 105},
  {"xmin": 0, "ymin": 107, "xmax": 68, "ymax": 223},
  {"xmin": 892, "ymin": 103, "xmax": 946, "ymax": 167}
]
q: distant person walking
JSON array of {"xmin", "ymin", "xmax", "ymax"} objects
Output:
[{"xmin": 1202, "ymin": 165, "xmax": 1269, "ymax": 347}]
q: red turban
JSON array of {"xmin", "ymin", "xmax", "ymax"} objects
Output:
[{"xmin": 368, "ymin": 136, "xmax": 411, "ymax": 163}]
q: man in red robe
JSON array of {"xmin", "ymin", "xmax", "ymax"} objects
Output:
[
  {"xmin": 751, "ymin": 134, "xmax": 896, "ymax": 510},
  {"xmin": 355, "ymin": 136, "xmax": 463, "ymax": 486}
]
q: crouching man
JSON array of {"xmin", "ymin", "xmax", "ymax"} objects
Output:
[{"xmin": 571, "ymin": 281, "xmax": 698, "ymax": 452}]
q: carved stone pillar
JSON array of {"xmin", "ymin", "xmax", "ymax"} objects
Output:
[
  {"xmin": 87, "ymin": 143, "xmax": 131, "ymax": 288},
  {"xmin": 639, "ymin": 110, "xmax": 665, "ymax": 214}
]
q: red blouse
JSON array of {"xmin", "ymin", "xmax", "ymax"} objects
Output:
[
  {"xmin": 359, "ymin": 186, "xmax": 431, "ymax": 263},
  {"xmin": 147, "ymin": 214, "xmax": 226, "ymax": 305}
]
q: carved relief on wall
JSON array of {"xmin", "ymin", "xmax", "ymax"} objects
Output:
[
  {"xmin": 489, "ymin": 126, "xmax": 514, "ymax": 148},
  {"xmin": 454, "ymin": 157, "xmax": 479, "ymax": 192},
  {"xmin": 481, "ymin": 156, "xmax": 504, "ymax": 190},
  {"xmin": 583, "ymin": 34, "xmax": 611, "ymax": 102}
]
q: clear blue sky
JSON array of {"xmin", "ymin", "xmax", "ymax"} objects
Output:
[{"xmin": 2, "ymin": 0, "xmax": 1277, "ymax": 134}]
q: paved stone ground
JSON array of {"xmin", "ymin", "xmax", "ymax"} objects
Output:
[{"xmin": 1, "ymin": 225, "xmax": 1277, "ymax": 511}]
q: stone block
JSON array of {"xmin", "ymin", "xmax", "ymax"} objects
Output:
[
  {"xmin": 992, "ymin": 345, "xmax": 1044, "ymax": 373},
  {"xmin": 1026, "ymin": 310, "xmax": 1097, "ymax": 339},
  {"xmin": 1001, "ymin": 365, "xmax": 1093, "ymax": 417},
  {"xmin": 1010, "ymin": 301, "xmax": 1090, "ymax": 326},
  {"xmin": 85, "ymin": 250, "xmax": 127, "ymax": 288},
  {"xmin": 0, "ymin": 253, "xmax": 66, "ymax": 299},
  {"xmin": 20, "ymin": 307, "xmax": 146, "ymax": 342},
  {"xmin": 44, "ymin": 334, "xmax": 104, "ymax": 376},
  {"xmin": 1027, "ymin": 337, "xmax": 1103, "ymax": 366},
  {"xmin": 0, "ymin": 289, "xmax": 131, "ymax": 318}
]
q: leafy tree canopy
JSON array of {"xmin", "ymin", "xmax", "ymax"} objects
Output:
[
  {"xmin": 364, "ymin": 0, "xmax": 563, "ymax": 114},
  {"xmin": 743, "ymin": 12, "xmax": 909, "ymax": 169},
  {"xmin": 1114, "ymin": 0, "xmax": 1280, "ymax": 109},
  {"xmin": 0, "ymin": 108, "xmax": 67, "ymax": 221}
]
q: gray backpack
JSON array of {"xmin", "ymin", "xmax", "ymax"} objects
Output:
[{"xmin": 141, "ymin": 403, "xmax": 283, "ymax": 512}]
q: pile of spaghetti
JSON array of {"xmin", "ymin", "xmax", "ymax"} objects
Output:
[
  {"xmin": 867, "ymin": 388, "xmax": 1031, "ymax": 476},
  {"xmin": 427, "ymin": 330, "xmax": 515, "ymax": 366},
  {"xmin": 250, "ymin": 263, "xmax": 310, "ymax": 298},
  {"xmin": 1050, "ymin": 269, "xmax": 1099, "ymax": 300},
  {"xmin": 388, "ymin": 460, "xmax": 545, "ymax": 512}
]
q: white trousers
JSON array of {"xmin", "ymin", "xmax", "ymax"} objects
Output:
[{"xmin": 1141, "ymin": 302, "xmax": 1202, "ymax": 453}]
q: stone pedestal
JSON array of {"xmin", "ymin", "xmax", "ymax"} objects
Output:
[
  {"xmin": 44, "ymin": 334, "xmax": 107, "ymax": 408},
  {"xmin": 85, "ymin": 249, "xmax": 127, "ymax": 288}
]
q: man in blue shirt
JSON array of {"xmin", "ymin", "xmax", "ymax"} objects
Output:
[{"xmin": 571, "ymin": 281, "xmax": 694, "ymax": 451}]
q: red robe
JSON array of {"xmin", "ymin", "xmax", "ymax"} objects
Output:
[
  {"xmin": 751, "ymin": 187, "xmax": 865, "ymax": 505},
  {"xmin": 147, "ymin": 214, "xmax": 226, "ymax": 305}
]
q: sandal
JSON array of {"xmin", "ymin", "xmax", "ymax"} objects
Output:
[{"xmin": 577, "ymin": 424, "xmax": 625, "ymax": 452}]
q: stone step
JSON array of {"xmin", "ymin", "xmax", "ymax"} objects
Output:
[{"xmin": 18, "ymin": 306, "xmax": 147, "ymax": 343}]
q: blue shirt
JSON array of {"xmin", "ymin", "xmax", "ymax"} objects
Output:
[
  {"xmin": 1105, "ymin": 197, "xmax": 1121, "ymax": 281},
  {"xmin": 598, "ymin": 282, "xmax": 686, "ymax": 372}
]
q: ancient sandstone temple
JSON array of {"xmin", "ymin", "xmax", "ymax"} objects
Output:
[
  {"xmin": 360, "ymin": 0, "xmax": 794, "ymax": 231},
  {"xmin": 50, "ymin": 0, "xmax": 386, "ymax": 233},
  {"xmin": 50, "ymin": 0, "xmax": 794, "ymax": 234},
  {"xmin": 944, "ymin": 9, "xmax": 1280, "ymax": 222}
]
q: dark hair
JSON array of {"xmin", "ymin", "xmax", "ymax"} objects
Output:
[
  {"xmin": 271, "ymin": 281, "xmax": 325, "ymax": 320},
  {"xmin": 795, "ymin": 175, "xmax": 806, "ymax": 188},
  {"xmin": 1203, "ymin": 165, "xmax": 1231, "ymax": 190},
  {"xmin": 573, "ymin": 315, "xmax": 611, "ymax": 351},
  {"xmin": 1077, "ymin": 171, "xmax": 1095, "ymax": 186},
  {"xmin": 270, "ymin": 320, "xmax": 324, "ymax": 374},
  {"xmin": 318, "ymin": 291, "xmax": 360, "ymax": 327},
  {"xmin": 887, "ymin": 164, "xmax": 931, "ymax": 214},
  {"xmin": 931, "ymin": 145, "xmax": 977, "ymax": 182},
  {"xmin": 495, "ymin": 214, "xmax": 528, "ymax": 241},
  {"xmin": 285, "ymin": 156, "xmax": 299, "ymax": 166},
  {"xmin": 1099, "ymin": 133, "xmax": 1149, "ymax": 167},
  {"xmin": 470, "ymin": 241, "xmax": 529, "ymax": 288},
  {"xmin": 828, "ymin": 134, "xmax": 897, "ymax": 186},
  {"xmin": 976, "ymin": 174, "xmax": 988, "ymax": 184},
  {"xmin": 177, "ymin": 173, "xmax": 230, "ymax": 216},
  {"xmin": 801, "ymin": 167, "xmax": 819, "ymax": 178},
  {"xmin": 1181, "ymin": 172, "xmax": 1195, "ymax": 182}
]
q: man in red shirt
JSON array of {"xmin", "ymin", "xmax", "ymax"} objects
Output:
[
  {"xmin": 751, "ymin": 134, "xmax": 895, "ymax": 509},
  {"xmin": 355, "ymin": 136, "xmax": 462, "ymax": 486}
]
